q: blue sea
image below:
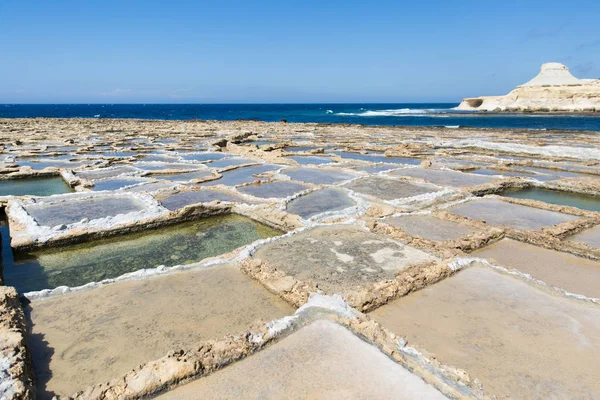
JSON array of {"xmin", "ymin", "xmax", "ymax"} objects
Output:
[{"xmin": 1, "ymin": 103, "xmax": 600, "ymax": 131}]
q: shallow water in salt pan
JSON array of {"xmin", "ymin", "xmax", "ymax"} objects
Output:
[
  {"xmin": 0, "ymin": 177, "xmax": 74, "ymax": 197},
  {"xmin": 3, "ymin": 214, "xmax": 282, "ymax": 293},
  {"xmin": 238, "ymin": 181, "xmax": 309, "ymax": 199},
  {"xmin": 501, "ymin": 187, "xmax": 600, "ymax": 212},
  {"xmin": 282, "ymin": 167, "xmax": 357, "ymax": 185},
  {"xmin": 200, "ymin": 164, "xmax": 281, "ymax": 187},
  {"xmin": 159, "ymin": 190, "xmax": 249, "ymax": 210},
  {"xmin": 286, "ymin": 187, "xmax": 356, "ymax": 219}
]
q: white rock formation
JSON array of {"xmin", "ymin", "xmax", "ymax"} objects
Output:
[{"xmin": 458, "ymin": 63, "xmax": 600, "ymax": 112}]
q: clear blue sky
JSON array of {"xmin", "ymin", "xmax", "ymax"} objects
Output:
[{"xmin": 1, "ymin": 0, "xmax": 599, "ymax": 103}]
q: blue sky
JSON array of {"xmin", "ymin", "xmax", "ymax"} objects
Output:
[{"xmin": 1, "ymin": 0, "xmax": 599, "ymax": 103}]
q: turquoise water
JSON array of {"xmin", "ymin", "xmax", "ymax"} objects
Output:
[
  {"xmin": 0, "ymin": 177, "xmax": 73, "ymax": 197},
  {"xmin": 1, "ymin": 214, "xmax": 282, "ymax": 293},
  {"xmin": 501, "ymin": 188, "xmax": 600, "ymax": 212},
  {"xmin": 2, "ymin": 104, "xmax": 600, "ymax": 131}
]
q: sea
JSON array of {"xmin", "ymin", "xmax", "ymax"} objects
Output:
[{"xmin": 1, "ymin": 103, "xmax": 600, "ymax": 131}]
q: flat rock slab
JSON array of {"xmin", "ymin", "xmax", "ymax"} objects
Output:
[
  {"xmin": 371, "ymin": 266, "xmax": 600, "ymax": 399},
  {"xmin": 390, "ymin": 168, "xmax": 496, "ymax": 187},
  {"xmin": 473, "ymin": 238, "xmax": 600, "ymax": 298},
  {"xmin": 157, "ymin": 320, "xmax": 446, "ymax": 400},
  {"xmin": 448, "ymin": 198, "xmax": 577, "ymax": 230},
  {"xmin": 344, "ymin": 176, "xmax": 437, "ymax": 201},
  {"xmin": 570, "ymin": 224, "xmax": 600, "ymax": 249},
  {"xmin": 385, "ymin": 215, "xmax": 482, "ymax": 242},
  {"xmin": 27, "ymin": 264, "xmax": 294, "ymax": 399},
  {"xmin": 253, "ymin": 225, "xmax": 437, "ymax": 293},
  {"xmin": 286, "ymin": 188, "xmax": 356, "ymax": 219}
]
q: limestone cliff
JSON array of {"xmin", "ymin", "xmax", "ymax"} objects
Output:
[{"xmin": 458, "ymin": 63, "xmax": 600, "ymax": 112}]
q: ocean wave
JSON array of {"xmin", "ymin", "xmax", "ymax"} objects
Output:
[{"xmin": 335, "ymin": 108, "xmax": 450, "ymax": 117}]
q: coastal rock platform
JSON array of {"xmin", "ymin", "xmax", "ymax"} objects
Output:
[{"xmin": 0, "ymin": 118, "xmax": 600, "ymax": 399}]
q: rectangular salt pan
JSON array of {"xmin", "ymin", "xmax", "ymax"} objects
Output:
[
  {"xmin": 449, "ymin": 198, "xmax": 577, "ymax": 230},
  {"xmin": 25, "ymin": 196, "xmax": 148, "ymax": 227},
  {"xmin": 27, "ymin": 264, "xmax": 294, "ymax": 398},
  {"xmin": 253, "ymin": 225, "xmax": 437, "ymax": 294},
  {"xmin": 569, "ymin": 224, "xmax": 600, "ymax": 249},
  {"xmin": 385, "ymin": 215, "xmax": 481, "ymax": 242},
  {"xmin": 0, "ymin": 177, "xmax": 73, "ymax": 197},
  {"xmin": 371, "ymin": 266, "xmax": 600, "ymax": 399},
  {"xmin": 157, "ymin": 320, "xmax": 446, "ymax": 400},
  {"xmin": 286, "ymin": 188, "xmax": 356, "ymax": 219},
  {"xmin": 473, "ymin": 238, "xmax": 600, "ymax": 298},
  {"xmin": 501, "ymin": 187, "xmax": 600, "ymax": 212},
  {"xmin": 282, "ymin": 167, "xmax": 357, "ymax": 185},
  {"xmin": 200, "ymin": 164, "xmax": 281, "ymax": 187},
  {"xmin": 390, "ymin": 168, "xmax": 497, "ymax": 187},
  {"xmin": 5, "ymin": 214, "xmax": 282, "ymax": 293},
  {"xmin": 159, "ymin": 190, "xmax": 248, "ymax": 210},
  {"xmin": 344, "ymin": 176, "xmax": 437, "ymax": 201},
  {"xmin": 238, "ymin": 181, "xmax": 309, "ymax": 199}
]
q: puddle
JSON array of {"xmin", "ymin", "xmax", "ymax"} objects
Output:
[
  {"xmin": 253, "ymin": 225, "xmax": 436, "ymax": 294},
  {"xmin": 473, "ymin": 238, "xmax": 600, "ymax": 298},
  {"xmin": 330, "ymin": 151, "xmax": 421, "ymax": 165},
  {"xmin": 24, "ymin": 196, "xmax": 148, "ymax": 227},
  {"xmin": 156, "ymin": 320, "xmax": 446, "ymax": 400},
  {"xmin": 371, "ymin": 266, "xmax": 600, "ymax": 399},
  {"xmin": 289, "ymin": 156, "xmax": 334, "ymax": 165},
  {"xmin": 159, "ymin": 190, "xmax": 249, "ymax": 210},
  {"xmin": 200, "ymin": 164, "xmax": 281, "ymax": 187},
  {"xmin": 238, "ymin": 181, "xmax": 309, "ymax": 199},
  {"xmin": 500, "ymin": 188, "xmax": 600, "ymax": 212},
  {"xmin": 0, "ymin": 177, "xmax": 74, "ymax": 197},
  {"xmin": 27, "ymin": 264, "xmax": 294, "ymax": 398},
  {"xmin": 281, "ymin": 167, "xmax": 357, "ymax": 185},
  {"xmin": 4, "ymin": 214, "xmax": 282, "ymax": 293},
  {"xmin": 344, "ymin": 177, "xmax": 437, "ymax": 201},
  {"xmin": 390, "ymin": 168, "xmax": 497, "ymax": 187},
  {"xmin": 152, "ymin": 170, "xmax": 215, "ymax": 182},
  {"xmin": 385, "ymin": 215, "xmax": 481, "ymax": 241},
  {"xmin": 449, "ymin": 198, "xmax": 577, "ymax": 230},
  {"xmin": 286, "ymin": 188, "xmax": 356, "ymax": 219},
  {"xmin": 569, "ymin": 225, "xmax": 600, "ymax": 249}
]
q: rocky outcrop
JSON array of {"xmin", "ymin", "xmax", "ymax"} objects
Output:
[
  {"xmin": 458, "ymin": 63, "xmax": 600, "ymax": 112},
  {"xmin": 0, "ymin": 287, "xmax": 35, "ymax": 400}
]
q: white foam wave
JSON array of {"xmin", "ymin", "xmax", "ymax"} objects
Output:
[{"xmin": 335, "ymin": 108, "xmax": 452, "ymax": 117}]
